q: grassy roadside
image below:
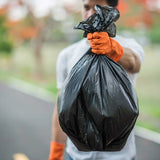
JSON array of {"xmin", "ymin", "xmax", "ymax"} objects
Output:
[
  {"xmin": 135, "ymin": 45, "xmax": 160, "ymax": 132},
  {"xmin": 0, "ymin": 43, "xmax": 160, "ymax": 133},
  {"xmin": 0, "ymin": 42, "xmax": 67, "ymax": 94}
]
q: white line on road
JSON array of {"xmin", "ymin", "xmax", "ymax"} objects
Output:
[
  {"xmin": 135, "ymin": 126, "xmax": 160, "ymax": 144},
  {"xmin": 13, "ymin": 153, "xmax": 30, "ymax": 160},
  {"xmin": 7, "ymin": 77, "xmax": 56, "ymax": 103}
]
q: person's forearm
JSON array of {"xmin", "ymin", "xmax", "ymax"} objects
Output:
[
  {"xmin": 118, "ymin": 47, "xmax": 141, "ymax": 73},
  {"xmin": 51, "ymin": 104, "xmax": 67, "ymax": 144},
  {"xmin": 48, "ymin": 103, "xmax": 67, "ymax": 160}
]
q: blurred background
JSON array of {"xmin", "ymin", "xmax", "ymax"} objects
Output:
[{"xmin": 0, "ymin": 0, "xmax": 160, "ymax": 160}]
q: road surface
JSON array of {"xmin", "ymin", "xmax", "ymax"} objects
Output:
[{"xmin": 0, "ymin": 82, "xmax": 160, "ymax": 160}]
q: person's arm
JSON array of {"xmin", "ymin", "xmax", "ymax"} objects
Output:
[
  {"xmin": 118, "ymin": 47, "xmax": 141, "ymax": 74},
  {"xmin": 51, "ymin": 92, "xmax": 67, "ymax": 143},
  {"xmin": 49, "ymin": 91, "xmax": 67, "ymax": 160},
  {"xmin": 87, "ymin": 32, "xmax": 142, "ymax": 74}
]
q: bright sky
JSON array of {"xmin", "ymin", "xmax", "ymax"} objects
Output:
[
  {"xmin": 0, "ymin": 0, "xmax": 78, "ymax": 20},
  {"xmin": 1, "ymin": 0, "xmax": 159, "ymax": 20},
  {"xmin": 0, "ymin": 0, "xmax": 78, "ymax": 8}
]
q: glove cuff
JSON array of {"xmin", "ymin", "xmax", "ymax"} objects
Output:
[
  {"xmin": 110, "ymin": 38, "xmax": 124, "ymax": 62},
  {"xmin": 49, "ymin": 141, "xmax": 65, "ymax": 160}
]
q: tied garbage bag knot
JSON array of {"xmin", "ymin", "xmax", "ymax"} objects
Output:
[{"xmin": 74, "ymin": 5, "xmax": 120, "ymax": 37}]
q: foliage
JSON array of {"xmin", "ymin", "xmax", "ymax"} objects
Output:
[
  {"xmin": 0, "ymin": 15, "xmax": 13, "ymax": 54},
  {"xmin": 146, "ymin": 18, "xmax": 160, "ymax": 44}
]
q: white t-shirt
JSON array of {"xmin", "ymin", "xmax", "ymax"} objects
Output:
[{"xmin": 56, "ymin": 35, "xmax": 144, "ymax": 160}]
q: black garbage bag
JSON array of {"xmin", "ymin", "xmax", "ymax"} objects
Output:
[
  {"xmin": 74, "ymin": 5, "xmax": 120, "ymax": 37},
  {"xmin": 58, "ymin": 5, "xmax": 139, "ymax": 151}
]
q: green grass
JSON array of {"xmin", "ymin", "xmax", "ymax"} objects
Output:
[
  {"xmin": 0, "ymin": 69, "xmax": 10, "ymax": 81},
  {"xmin": 135, "ymin": 46, "xmax": 160, "ymax": 132},
  {"xmin": 0, "ymin": 42, "xmax": 68, "ymax": 93}
]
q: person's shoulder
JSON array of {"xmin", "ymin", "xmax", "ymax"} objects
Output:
[
  {"xmin": 114, "ymin": 34, "xmax": 144, "ymax": 49},
  {"xmin": 114, "ymin": 35, "xmax": 137, "ymax": 44},
  {"xmin": 115, "ymin": 35, "xmax": 144, "ymax": 62},
  {"xmin": 58, "ymin": 39, "xmax": 85, "ymax": 58}
]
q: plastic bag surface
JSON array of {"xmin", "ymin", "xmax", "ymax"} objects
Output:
[
  {"xmin": 74, "ymin": 5, "xmax": 120, "ymax": 37},
  {"xmin": 58, "ymin": 5, "xmax": 139, "ymax": 151}
]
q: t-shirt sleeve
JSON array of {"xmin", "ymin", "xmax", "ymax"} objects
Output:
[
  {"xmin": 56, "ymin": 50, "xmax": 68, "ymax": 89},
  {"xmin": 115, "ymin": 36, "xmax": 144, "ymax": 63}
]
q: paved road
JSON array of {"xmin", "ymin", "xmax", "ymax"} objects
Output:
[
  {"xmin": 0, "ymin": 82, "xmax": 160, "ymax": 160},
  {"xmin": 0, "ymin": 82, "xmax": 53, "ymax": 160}
]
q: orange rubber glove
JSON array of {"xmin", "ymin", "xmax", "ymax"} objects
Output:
[
  {"xmin": 48, "ymin": 141, "xmax": 65, "ymax": 160},
  {"xmin": 87, "ymin": 32, "xmax": 124, "ymax": 62}
]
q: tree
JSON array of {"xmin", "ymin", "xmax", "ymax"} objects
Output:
[
  {"xmin": 0, "ymin": 5, "xmax": 13, "ymax": 55},
  {"xmin": 7, "ymin": 0, "xmax": 55, "ymax": 78}
]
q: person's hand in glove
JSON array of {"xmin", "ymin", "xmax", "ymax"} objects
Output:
[
  {"xmin": 87, "ymin": 32, "xmax": 123, "ymax": 62},
  {"xmin": 48, "ymin": 141, "xmax": 65, "ymax": 160}
]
